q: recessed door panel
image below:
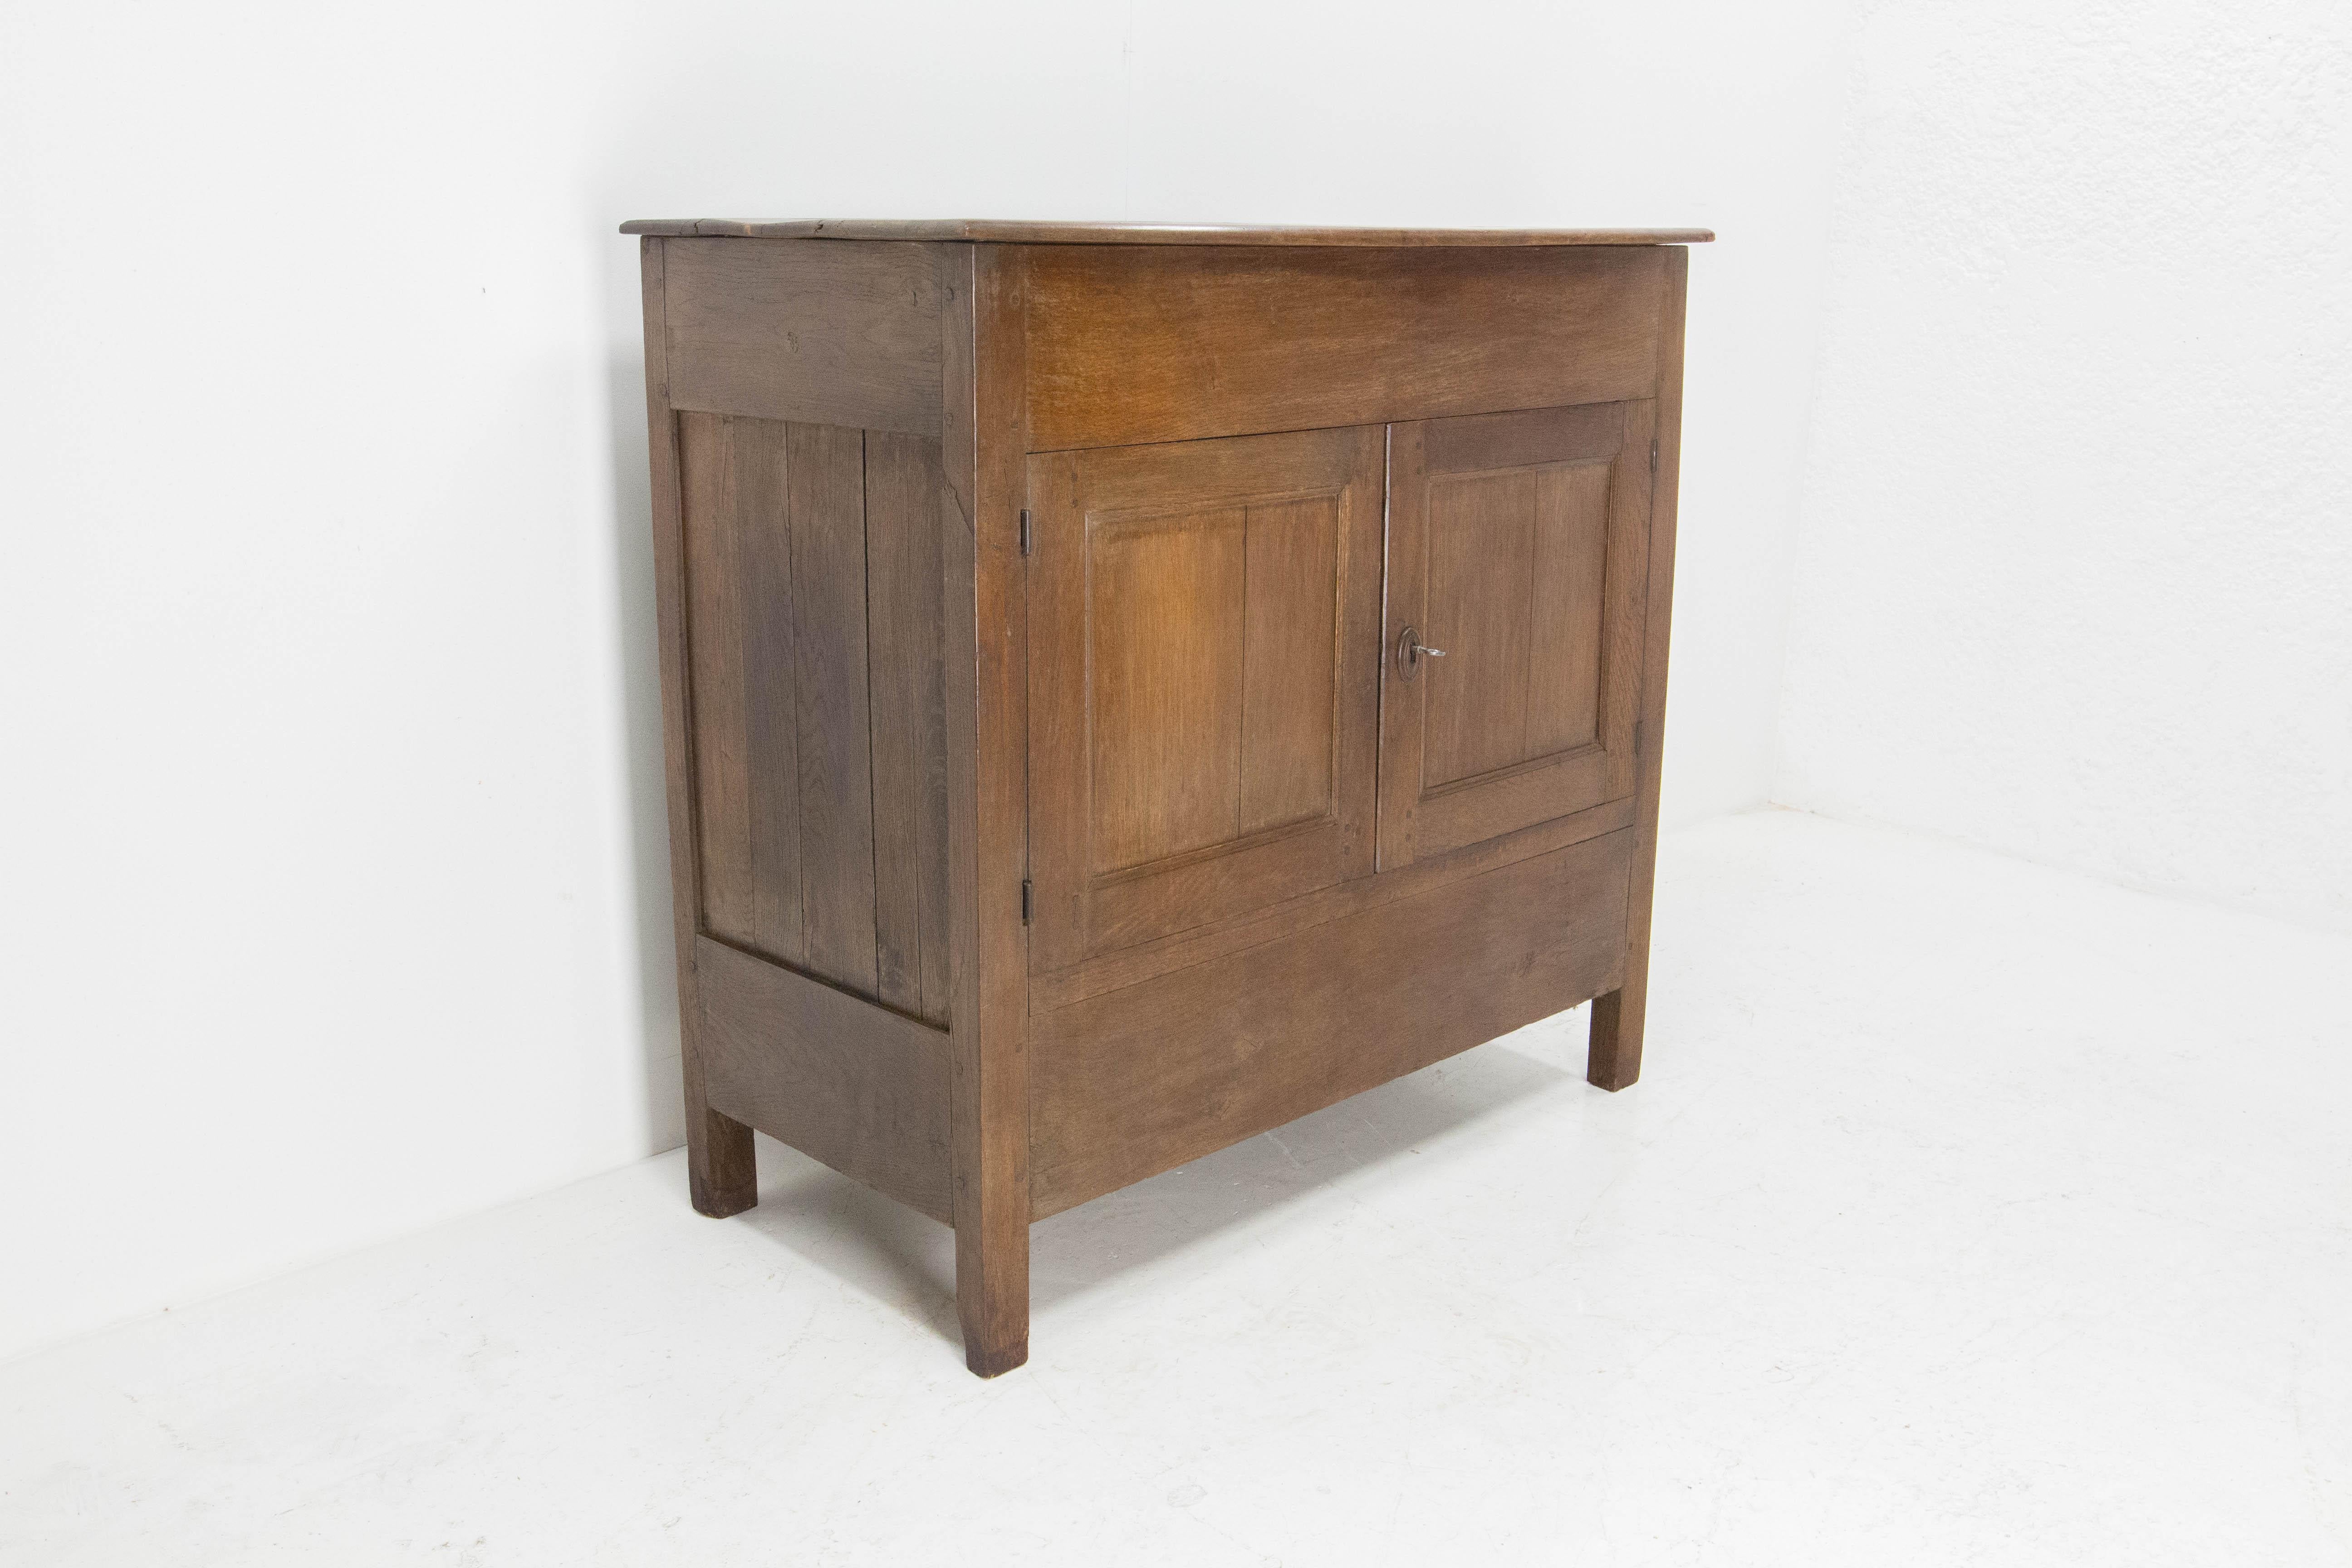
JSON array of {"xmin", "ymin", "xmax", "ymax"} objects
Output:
[
  {"xmin": 1379, "ymin": 402, "xmax": 1654, "ymax": 869},
  {"xmin": 1028, "ymin": 426, "xmax": 1383, "ymax": 971}
]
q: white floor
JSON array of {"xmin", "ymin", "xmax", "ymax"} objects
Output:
[{"xmin": 5, "ymin": 810, "xmax": 2348, "ymax": 1567}]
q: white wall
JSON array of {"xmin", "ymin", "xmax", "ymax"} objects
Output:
[
  {"xmin": 0, "ymin": 0, "xmax": 1852, "ymax": 1361},
  {"xmin": 1776, "ymin": 0, "xmax": 2352, "ymax": 930}
]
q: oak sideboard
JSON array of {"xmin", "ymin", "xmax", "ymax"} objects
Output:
[{"xmin": 622, "ymin": 219, "xmax": 1708, "ymax": 1376}]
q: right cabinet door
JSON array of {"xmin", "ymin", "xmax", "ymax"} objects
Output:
[{"xmin": 1377, "ymin": 401, "xmax": 1655, "ymax": 870}]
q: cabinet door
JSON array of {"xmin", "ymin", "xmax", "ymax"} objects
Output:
[
  {"xmin": 1377, "ymin": 402, "xmax": 1654, "ymax": 870},
  {"xmin": 1027, "ymin": 426, "xmax": 1385, "ymax": 970}
]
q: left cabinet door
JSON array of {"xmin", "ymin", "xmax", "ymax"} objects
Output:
[{"xmin": 1026, "ymin": 425, "xmax": 1386, "ymax": 972}]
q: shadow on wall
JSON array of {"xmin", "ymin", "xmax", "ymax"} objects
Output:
[
  {"xmin": 606, "ymin": 340, "xmax": 689, "ymax": 1156},
  {"xmin": 723, "ymin": 1029, "xmax": 1585, "ymax": 1348}
]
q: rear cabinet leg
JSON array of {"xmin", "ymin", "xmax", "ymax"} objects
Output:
[
  {"xmin": 1586, "ymin": 982, "xmax": 1645, "ymax": 1092},
  {"xmin": 687, "ymin": 1103, "xmax": 758, "ymax": 1217}
]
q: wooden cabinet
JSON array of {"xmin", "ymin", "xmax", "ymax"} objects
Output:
[{"xmin": 625, "ymin": 219, "xmax": 1706, "ymax": 1377}]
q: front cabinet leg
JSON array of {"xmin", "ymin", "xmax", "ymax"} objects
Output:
[
  {"xmin": 1587, "ymin": 982, "xmax": 1646, "ymax": 1092},
  {"xmin": 687, "ymin": 1104, "xmax": 757, "ymax": 1218},
  {"xmin": 955, "ymin": 1215, "xmax": 1029, "ymax": 1377}
]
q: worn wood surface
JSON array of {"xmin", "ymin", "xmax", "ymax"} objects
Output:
[
  {"xmin": 787, "ymin": 422, "xmax": 882, "ymax": 996},
  {"xmin": 1378, "ymin": 402, "xmax": 1653, "ymax": 871},
  {"xmin": 1024, "ymin": 245, "xmax": 1670, "ymax": 451},
  {"xmin": 1028, "ymin": 828, "xmax": 1635, "ymax": 1218},
  {"xmin": 865, "ymin": 431, "xmax": 953, "ymax": 1023},
  {"xmin": 642, "ymin": 239, "xmax": 757, "ymax": 1220},
  {"xmin": 662, "ymin": 239, "xmax": 944, "ymax": 436},
  {"xmin": 674, "ymin": 411, "xmax": 950, "ymax": 1024},
  {"xmin": 1030, "ymin": 795, "xmax": 1634, "ymax": 1011},
  {"xmin": 696, "ymin": 937, "xmax": 952, "ymax": 1221},
  {"xmin": 1024, "ymin": 426, "xmax": 1383, "ymax": 970},
  {"xmin": 942, "ymin": 245, "xmax": 1034, "ymax": 1378},
  {"xmin": 1588, "ymin": 248, "xmax": 1690, "ymax": 1093},
  {"xmin": 625, "ymin": 219, "xmax": 1715, "ymax": 246}
]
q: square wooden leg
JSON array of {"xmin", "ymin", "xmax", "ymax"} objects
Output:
[
  {"xmin": 687, "ymin": 1103, "xmax": 758, "ymax": 1218},
  {"xmin": 955, "ymin": 1211, "xmax": 1029, "ymax": 1377},
  {"xmin": 1587, "ymin": 983, "xmax": 1645, "ymax": 1092}
]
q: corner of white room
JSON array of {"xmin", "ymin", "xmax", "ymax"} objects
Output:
[{"xmin": 1766, "ymin": 0, "xmax": 2352, "ymax": 932}]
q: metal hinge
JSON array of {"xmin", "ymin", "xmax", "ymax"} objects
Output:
[
  {"xmin": 1019, "ymin": 509, "xmax": 1033, "ymax": 556},
  {"xmin": 1649, "ymin": 438, "xmax": 1660, "ymax": 473},
  {"xmin": 1020, "ymin": 878, "xmax": 1033, "ymax": 925}
]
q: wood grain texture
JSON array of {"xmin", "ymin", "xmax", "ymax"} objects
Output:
[
  {"xmin": 676, "ymin": 412, "xmax": 951, "ymax": 1020},
  {"xmin": 1030, "ymin": 795, "xmax": 1635, "ymax": 1011},
  {"xmin": 1024, "ymin": 245, "xmax": 1671, "ymax": 451},
  {"xmin": 785, "ymin": 422, "xmax": 881, "ymax": 997},
  {"xmin": 1028, "ymin": 828, "xmax": 1636, "ymax": 1218},
  {"xmin": 663, "ymin": 239, "xmax": 944, "ymax": 435},
  {"xmin": 696, "ymin": 937, "xmax": 951, "ymax": 1221},
  {"xmin": 942, "ymin": 244, "xmax": 1034, "ymax": 1377},
  {"xmin": 864, "ymin": 431, "xmax": 952, "ymax": 1026},
  {"xmin": 624, "ymin": 219, "xmax": 1715, "ymax": 246},
  {"xmin": 680, "ymin": 412, "xmax": 800, "ymax": 960},
  {"xmin": 1378, "ymin": 401, "xmax": 1653, "ymax": 871},
  {"xmin": 640, "ymin": 239, "xmax": 756, "ymax": 1219},
  {"xmin": 1589, "ymin": 248, "xmax": 1690, "ymax": 1093},
  {"xmin": 1024, "ymin": 426, "xmax": 1382, "ymax": 970}
]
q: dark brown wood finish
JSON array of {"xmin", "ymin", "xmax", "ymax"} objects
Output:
[
  {"xmin": 1023, "ymin": 245, "xmax": 1670, "ymax": 451},
  {"xmin": 1032, "ymin": 795, "xmax": 1635, "ymax": 1012},
  {"xmin": 628, "ymin": 221, "xmax": 1700, "ymax": 1376},
  {"xmin": 673, "ymin": 411, "xmax": 950, "ymax": 1019},
  {"xmin": 941, "ymin": 245, "xmax": 1034, "ymax": 1378},
  {"xmin": 865, "ymin": 431, "xmax": 954, "ymax": 1022},
  {"xmin": 1588, "ymin": 247, "xmax": 1690, "ymax": 1093},
  {"xmin": 626, "ymin": 219, "xmax": 1713, "ymax": 246},
  {"xmin": 698, "ymin": 937, "xmax": 951, "ymax": 1220},
  {"xmin": 1377, "ymin": 402, "xmax": 1654, "ymax": 871},
  {"xmin": 1025, "ymin": 426, "xmax": 1384, "ymax": 972},
  {"xmin": 642, "ymin": 239, "xmax": 757, "ymax": 1220},
  {"xmin": 1029, "ymin": 829, "xmax": 1634, "ymax": 1217},
  {"xmin": 662, "ymin": 238, "xmax": 943, "ymax": 434}
]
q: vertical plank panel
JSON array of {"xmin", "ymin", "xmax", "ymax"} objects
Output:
[
  {"xmin": 1526, "ymin": 461, "xmax": 1610, "ymax": 756},
  {"xmin": 787, "ymin": 422, "xmax": 880, "ymax": 996},
  {"xmin": 679, "ymin": 411, "xmax": 755, "ymax": 940},
  {"xmin": 1425, "ymin": 469, "xmax": 1535, "ymax": 786},
  {"xmin": 735, "ymin": 416, "xmax": 803, "ymax": 965},
  {"xmin": 1238, "ymin": 495, "xmax": 1339, "ymax": 834},
  {"xmin": 1087, "ymin": 511, "xmax": 1248, "ymax": 872},
  {"xmin": 866, "ymin": 429, "xmax": 951, "ymax": 1025}
]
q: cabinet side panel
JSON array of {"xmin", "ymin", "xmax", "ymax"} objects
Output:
[
  {"xmin": 697, "ymin": 937, "xmax": 952, "ymax": 1220},
  {"xmin": 1028, "ymin": 827, "xmax": 1634, "ymax": 1218},
  {"xmin": 665, "ymin": 239, "xmax": 944, "ymax": 435},
  {"xmin": 677, "ymin": 411, "xmax": 958, "ymax": 1022}
]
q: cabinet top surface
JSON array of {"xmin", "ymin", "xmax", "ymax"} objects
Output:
[{"xmin": 619, "ymin": 218, "xmax": 1713, "ymax": 246}]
